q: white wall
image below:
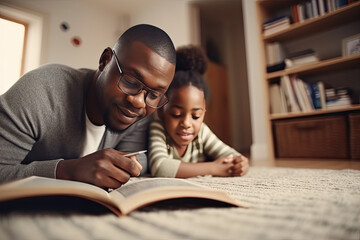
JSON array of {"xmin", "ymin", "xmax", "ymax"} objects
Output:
[
  {"xmin": 1, "ymin": 0, "xmax": 124, "ymax": 69},
  {"xmin": 127, "ymin": 0, "xmax": 193, "ymax": 47}
]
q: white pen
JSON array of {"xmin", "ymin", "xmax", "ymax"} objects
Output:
[{"xmin": 123, "ymin": 150, "xmax": 147, "ymax": 157}]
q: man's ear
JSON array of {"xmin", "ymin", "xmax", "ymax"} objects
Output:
[{"xmin": 98, "ymin": 47, "xmax": 113, "ymax": 71}]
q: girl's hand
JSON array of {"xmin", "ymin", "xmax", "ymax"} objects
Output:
[
  {"xmin": 229, "ymin": 155, "xmax": 249, "ymax": 176},
  {"xmin": 210, "ymin": 156, "xmax": 235, "ymax": 177}
]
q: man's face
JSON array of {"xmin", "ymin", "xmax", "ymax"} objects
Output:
[{"xmin": 95, "ymin": 42, "xmax": 175, "ymax": 132}]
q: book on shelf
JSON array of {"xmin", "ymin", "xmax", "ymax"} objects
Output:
[
  {"xmin": 305, "ymin": 2, "xmax": 313, "ymax": 18},
  {"xmin": 312, "ymin": 0, "xmax": 320, "ymax": 17},
  {"xmin": 265, "ymin": 42, "xmax": 285, "ymax": 66},
  {"xmin": 262, "ymin": 14, "xmax": 289, "ymax": 26},
  {"xmin": 285, "ymin": 49, "xmax": 319, "ymax": 68},
  {"xmin": 291, "ymin": 0, "xmax": 350, "ymax": 23},
  {"xmin": 317, "ymin": 81, "xmax": 327, "ymax": 109},
  {"xmin": 269, "ymin": 83, "xmax": 287, "ymax": 114},
  {"xmin": 0, "ymin": 176, "xmax": 249, "ymax": 216},
  {"xmin": 267, "ymin": 61, "xmax": 286, "ymax": 73},
  {"xmin": 276, "ymin": 76, "xmax": 334, "ymax": 113},
  {"xmin": 291, "ymin": 76, "xmax": 314, "ymax": 111},
  {"xmin": 280, "ymin": 75, "xmax": 301, "ymax": 113},
  {"xmin": 327, "ymin": 0, "xmax": 334, "ymax": 12},
  {"xmin": 298, "ymin": 4, "xmax": 306, "ymax": 22},
  {"xmin": 291, "ymin": 5, "xmax": 299, "ymax": 23},
  {"xmin": 290, "ymin": 76, "xmax": 306, "ymax": 111},
  {"xmin": 319, "ymin": 0, "xmax": 326, "ymax": 15},
  {"xmin": 262, "ymin": 15, "xmax": 291, "ymax": 36},
  {"xmin": 326, "ymin": 95, "xmax": 352, "ymax": 108},
  {"xmin": 307, "ymin": 82, "xmax": 322, "ymax": 109},
  {"xmin": 325, "ymin": 87, "xmax": 352, "ymax": 108},
  {"xmin": 265, "ymin": 42, "xmax": 286, "ymax": 73}
]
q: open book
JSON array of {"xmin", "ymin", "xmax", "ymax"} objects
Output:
[{"xmin": 0, "ymin": 176, "xmax": 248, "ymax": 216}]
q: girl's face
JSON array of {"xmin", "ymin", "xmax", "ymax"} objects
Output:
[{"xmin": 161, "ymin": 85, "xmax": 206, "ymax": 155}]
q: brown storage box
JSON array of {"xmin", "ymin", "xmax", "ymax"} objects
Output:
[
  {"xmin": 273, "ymin": 115, "xmax": 349, "ymax": 159},
  {"xmin": 349, "ymin": 113, "xmax": 360, "ymax": 159}
]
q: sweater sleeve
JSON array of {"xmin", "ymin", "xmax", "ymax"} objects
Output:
[
  {"xmin": 148, "ymin": 119, "xmax": 181, "ymax": 178},
  {"xmin": 201, "ymin": 123, "xmax": 241, "ymax": 159},
  {"xmin": 0, "ymin": 69, "xmax": 61, "ymax": 182},
  {"xmin": 0, "ymin": 64, "xmax": 90, "ymax": 183}
]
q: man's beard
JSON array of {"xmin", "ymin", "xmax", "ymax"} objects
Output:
[{"xmin": 102, "ymin": 109, "xmax": 126, "ymax": 134}]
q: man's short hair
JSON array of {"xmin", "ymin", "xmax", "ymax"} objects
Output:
[{"xmin": 114, "ymin": 24, "xmax": 176, "ymax": 65}]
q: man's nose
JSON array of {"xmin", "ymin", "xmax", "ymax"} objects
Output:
[{"xmin": 128, "ymin": 90, "xmax": 147, "ymax": 109}]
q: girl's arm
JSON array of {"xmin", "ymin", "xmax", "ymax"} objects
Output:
[
  {"xmin": 176, "ymin": 123, "xmax": 247, "ymax": 178},
  {"xmin": 201, "ymin": 123, "xmax": 241, "ymax": 158},
  {"xmin": 175, "ymin": 156, "xmax": 235, "ymax": 178},
  {"xmin": 201, "ymin": 123, "xmax": 249, "ymax": 176},
  {"xmin": 148, "ymin": 120, "xmax": 181, "ymax": 177}
]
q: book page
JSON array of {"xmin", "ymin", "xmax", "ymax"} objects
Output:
[
  {"xmin": 112, "ymin": 178, "xmax": 202, "ymax": 198},
  {"xmin": 0, "ymin": 176, "xmax": 112, "ymax": 207},
  {"xmin": 108, "ymin": 178, "xmax": 247, "ymax": 215}
]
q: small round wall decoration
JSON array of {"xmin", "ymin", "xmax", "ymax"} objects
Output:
[
  {"xmin": 71, "ymin": 36, "xmax": 82, "ymax": 47},
  {"xmin": 60, "ymin": 22, "xmax": 70, "ymax": 32}
]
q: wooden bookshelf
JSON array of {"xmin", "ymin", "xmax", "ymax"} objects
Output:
[{"xmin": 256, "ymin": 0, "xmax": 360, "ymax": 161}]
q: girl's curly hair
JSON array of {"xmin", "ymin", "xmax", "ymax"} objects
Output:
[{"xmin": 167, "ymin": 45, "xmax": 209, "ymax": 101}]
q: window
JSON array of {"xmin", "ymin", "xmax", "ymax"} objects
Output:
[{"xmin": 0, "ymin": 16, "xmax": 27, "ymax": 94}]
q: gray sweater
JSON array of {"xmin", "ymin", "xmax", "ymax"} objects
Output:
[{"xmin": 0, "ymin": 64, "xmax": 150, "ymax": 183}]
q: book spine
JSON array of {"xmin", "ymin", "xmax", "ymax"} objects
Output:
[
  {"xmin": 323, "ymin": 0, "xmax": 329, "ymax": 13},
  {"xmin": 263, "ymin": 23, "xmax": 290, "ymax": 36},
  {"xmin": 339, "ymin": 0, "xmax": 348, "ymax": 7},
  {"xmin": 306, "ymin": 2, "xmax": 313, "ymax": 18},
  {"xmin": 297, "ymin": 4, "xmax": 304, "ymax": 22},
  {"xmin": 292, "ymin": 77, "xmax": 308, "ymax": 111},
  {"xmin": 292, "ymin": 5, "xmax": 299, "ymax": 23},
  {"xmin": 270, "ymin": 84, "xmax": 287, "ymax": 114},
  {"xmin": 309, "ymin": 83, "xmax": 322, "ymax": 109},
  {"xmin": 266, "ymin": 61, "xmax": 286, "ymax": 73},
  {"xmin": 317, "ymin": 81, "xmax": 327, "ymax": 109},
  {"xmin": 319, "ymin": 0, "xmax": 326, "ymax": 15},
  {"xmin": 312, "ymin": 0, "xmax": 319, "ymax": 17},
  {"xmin": 301, "ymin": 80, "xmax": 315, "ymax": 110},
  {"xmin": 281, "ymin": 75, "xmax": 300, "ymax": 112}
]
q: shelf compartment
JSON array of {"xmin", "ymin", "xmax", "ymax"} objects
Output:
[
  {"xmin": 262, "ymin": 2, "xmax": 360, "ymax": 42},
  {"xmin": 266, "ymin": 54, "xmax": 360, "ymax": 80},
  {"xmin": 270, "ymin": 104, "xmax": 360, "ymax": 120}
]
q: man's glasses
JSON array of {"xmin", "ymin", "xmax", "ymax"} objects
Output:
[{"xmin": 112, "ymin": 50, "xmax": 168, "ymax": 109}]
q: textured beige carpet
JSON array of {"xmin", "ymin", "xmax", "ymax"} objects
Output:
[{"xmin": 0, "ymin": 166, "xmax": 359, "ymax": 240}]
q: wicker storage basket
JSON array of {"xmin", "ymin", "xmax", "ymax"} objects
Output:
[
  {"xmin": 273, "ymin": 115, "xmax": 348, "ymax": 159},
  {"xmin": 349, "ymin": 113, "xmax": 360, "ymax": 159}
]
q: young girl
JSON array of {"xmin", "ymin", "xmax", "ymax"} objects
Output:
[{"xmin": 149, "ymin": 45, "xmax": 249, "ymax": 178}]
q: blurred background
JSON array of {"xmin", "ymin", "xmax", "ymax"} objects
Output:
[{"xmin": 0, "ymin": 0, "xmax": 269, "ymax": 162}]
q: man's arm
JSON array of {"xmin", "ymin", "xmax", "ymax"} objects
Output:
[{"xmin": 0, "ymin": 76, "xmax": 59, "ymax": 182}]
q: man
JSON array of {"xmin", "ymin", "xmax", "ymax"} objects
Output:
[{"xmin": 0, "ymin": 24, "xmax": 176, "ymax": 189}]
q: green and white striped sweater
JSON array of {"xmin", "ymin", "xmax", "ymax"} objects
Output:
[{"xmin": 149, "ymin": 118, "xmax": 241, "ymax": 177}]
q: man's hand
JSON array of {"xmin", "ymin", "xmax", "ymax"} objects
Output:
[{"xmin": 56, "ymin": 148, "xmax": 142, "ymax": 189}]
